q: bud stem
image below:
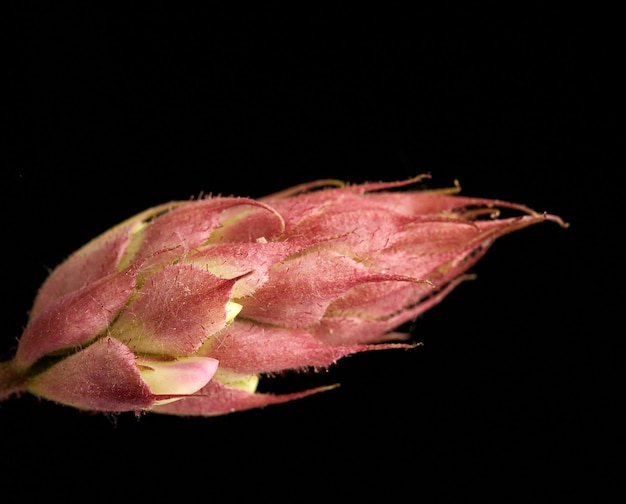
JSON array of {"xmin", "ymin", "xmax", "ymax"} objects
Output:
[{"xmin": 0, "ymin": 360, "xmax": 28, "ymax": 401}]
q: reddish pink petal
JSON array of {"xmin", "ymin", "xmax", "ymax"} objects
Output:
[
  {"xmin": 16, "ymin": 264, "xmax": 139, "ymax": 368},
  {"xmin": 330, "ymin": 214, "xmax": 560, "ymax": 319},
  {"xmin": 240, "ymin": 250, "xmax": 427, "ymax": 329},
  {"xmin": 152, "ymin": 379, "xmax": 338, "ymax": 416},
  {"xmin": 259, "ymin": 177, "xmax": 429, "ymax": 231},
  {"xmin": 204, "ymin": 201, "xmax": 285, "ymax": 243},
  {"xmin": 286, "ymin": 206, "xmax": 418, "ymax": 255},
  {"xmin": 368, "ymin": 190, "xmax": 547, "ymax": 219},
  {"xmin": 30, "ymin": 203, "xmax": 178, "ymax": 317},
  {"xmin": 27, "ymin": 337, "xmax": 154, "ymax": 412},
  {"xmin": 184, "ymin": 240, "xmax": 310, "ymax": 297},
  {"xmin": 316, "ymin": 274, "xmax": 472, "ymax": 345},
  {"xmin": 111, "ymin": 264, "xmax": 237, "ymax": 356},
  {"xmin": 326, "ymin": 280, "xmax": 436, "ymax": 320},
  {"xmin": 264, "ymin": 176, "xmax": 566, "ymax": 233},
  {"xmin": 133, "ymin": 198, "xmax": 284, "ymax": 259},
  {"xmin": 323, "ymin": 220, "xmax": 491, "ymax": 318},
  {"xmin": 202, "ymin": 320, "xmax": 412, "ymax": 375}
]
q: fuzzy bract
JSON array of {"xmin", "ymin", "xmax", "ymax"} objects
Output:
[{"xmin": 0, "ymin": 176, "xmax": 567, "ymax": 416}]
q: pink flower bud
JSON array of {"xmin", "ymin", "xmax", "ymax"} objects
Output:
[{"xmin": 0, "ymin": 176, "xmax": 567, "ymax": 416}]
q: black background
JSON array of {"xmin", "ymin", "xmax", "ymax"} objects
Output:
[{"xmin": 1, "ymin": 5, "xmax": 620, "ymax": 500}]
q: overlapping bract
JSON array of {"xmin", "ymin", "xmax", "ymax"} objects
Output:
[{"xmin": 0, "ymin": 176, "xmax": 567, "ymax": 416}]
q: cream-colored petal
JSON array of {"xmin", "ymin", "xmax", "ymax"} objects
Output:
[{"xmin": 137, "ymin": 356, "xmax": 219, "ymax": 405}]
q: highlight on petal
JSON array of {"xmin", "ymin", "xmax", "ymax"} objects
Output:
[
  {"xmin": 225, "ymin": 301, "xmax": 243, "ymax": 323},
  {"xmin": 136, "ymin": 356, "xmax": 219, "ymax": 405}
]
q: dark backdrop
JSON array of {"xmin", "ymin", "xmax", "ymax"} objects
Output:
[{"xmin": 1, "ymin": 5, "xmax": 619, "ymax": 501}]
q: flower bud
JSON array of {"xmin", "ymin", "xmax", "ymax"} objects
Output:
[{"xmin": 0, "ymin": 176, "xmax": 567, "ymax": 416}]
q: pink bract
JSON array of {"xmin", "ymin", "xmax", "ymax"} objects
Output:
[{"xmin": 0, "ymin": 176, "xmax": 567, "ymax": 416}]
